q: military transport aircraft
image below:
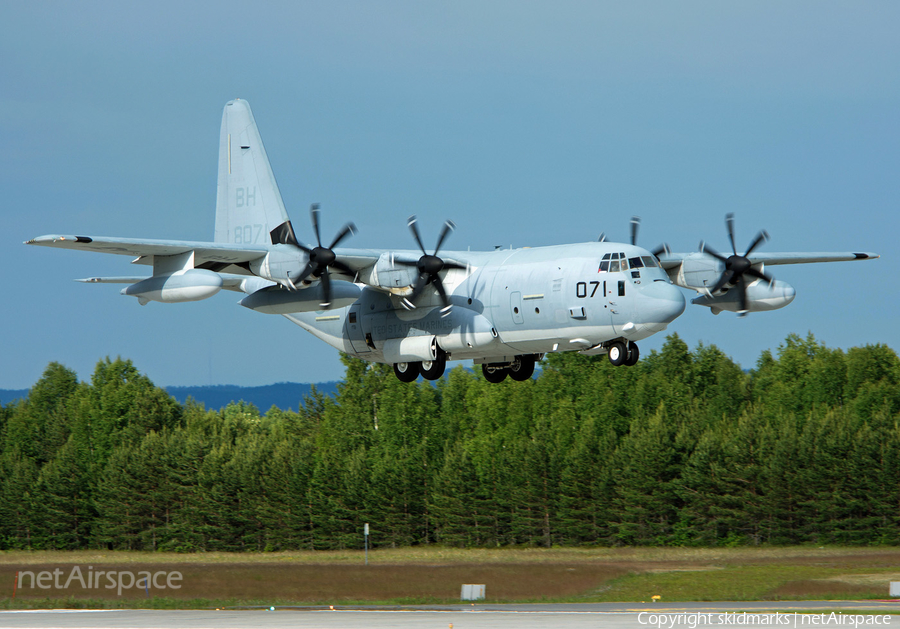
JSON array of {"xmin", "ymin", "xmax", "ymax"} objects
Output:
[{"xmin": 26, "ymin": 100, "xmax": 879, "ymax": 383}]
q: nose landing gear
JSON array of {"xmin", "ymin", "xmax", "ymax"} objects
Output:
[
  {"xmin": 607, "ymin": 340, "xmax": 640, "ymax": 367},
  {"xmin": 625, "ymin": 341, "xmax": 639, "ymax": 366}
]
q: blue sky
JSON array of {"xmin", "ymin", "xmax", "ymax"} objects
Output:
[{"xmin": 2, "ymin": 2, "xmax": 897, "ymax": 388}]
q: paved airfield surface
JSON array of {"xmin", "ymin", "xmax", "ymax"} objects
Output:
[{"xmin": 2, "ymin": 603, "xmax": 900, "ymax": 629}]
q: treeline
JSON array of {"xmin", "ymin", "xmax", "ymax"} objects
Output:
[{"xmin": 1, "ymin": 333, "xmax": 899, "ymax": 551}]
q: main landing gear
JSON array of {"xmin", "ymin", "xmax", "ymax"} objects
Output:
[
  {"xmin": 420, "ymin": 355, "xmax": 447, "ymax": 380},
  {"xmin": 481, "ymin": 354, "xmax": 537, "ymax": 384},
  {"xmin": 393, "ymin": 361, "xmax": 420, "ymax": 383},
  {"xmin": 394, "ymin": 353, "xmax": 540, "ymax": 384},
  {"xmin": 393, "ymin": 351, "xmax": 448, "ymax": 382},
  {"xmin": 607, "ymin": 340, "xmax": 640, "ymax": 367}
]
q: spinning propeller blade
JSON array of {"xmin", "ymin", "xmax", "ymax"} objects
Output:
[
  {"xmin": 700, "ymin": 213, "xmax": 775, "ymax": 315},
  {"xmin": 398, "ymin": 216, "xmax": 461, "ymax": 310},
  {"xmin": 295, "ymin": 204, "xmax": 357, "ymax": 307},
  {"xmin": 629, "ymin": 216, "xmax": 669, "ymax": 261}
]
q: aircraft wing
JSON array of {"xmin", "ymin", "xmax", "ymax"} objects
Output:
[
  {"xmin": 26, "ymin": 235, "xmax": 388, "ymax": 271},
  {"xmin": 742, "ymin": 252, "xmax": 880, "ymax": 265},
  {"xmin": 25, "ymin": 235, "xmax": 271, "ymax": 267},
  {"xmin": 657, "ymin": 251, "xmax": 879, "ymax": 270}
]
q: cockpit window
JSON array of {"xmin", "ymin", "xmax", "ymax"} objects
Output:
[
  {"xmin": 641, "ymin": 256, "xmax": 658, "ymax": 268},
  {"xmin": 599, "ymin": 252, "xmax": 640, "ymax": 273}
]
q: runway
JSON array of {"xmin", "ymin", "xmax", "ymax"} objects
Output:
[{"xmin": 1, "ymin": 602, "xmax": 899, "ymax": 629}]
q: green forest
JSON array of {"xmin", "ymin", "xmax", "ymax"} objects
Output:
[{"xmin": 1, "ymin": 333, "xmax": 899, "ymax": 551}]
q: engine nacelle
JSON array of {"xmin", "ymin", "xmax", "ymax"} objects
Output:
[
  {"xmin": 363, "ymin": 252, "xmax": 418, "ymax": 294},
  {"xmin": 249, "ymin": 245, "xmax": 308, "ymax": 286},
  {"xmin": 239, "ymin": 282, "xmax": 361, "ymax": 314},
  {"xmin": 122, "ymin": 269, "xmax": 223, "ymax": 305},
  {"xmin": 691, "ymin": 279, "xmax": 796, "ymax": 314}
]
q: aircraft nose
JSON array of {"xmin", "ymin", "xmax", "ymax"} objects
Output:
[{"xmin": 641, "ymin": 281, "xmax": 686, "ymax": 324}]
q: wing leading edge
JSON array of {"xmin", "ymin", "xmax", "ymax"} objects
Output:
[
  {"xmin": 26, "ymin": 233, "xmax": 403, "ymax": 285},
  {"xmin": 26, "ymin": 235, "xmax": 270, "ymax": 266},
  {"xmin": 657, "ymin": 250, "xmax": 879, "ymax": 270}
]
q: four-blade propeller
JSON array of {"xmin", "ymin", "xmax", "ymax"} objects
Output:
[
  {"xmin": 396, "ymin": 216, "xmax": 465, "ymax": 311},
  {"xmin": 601, "ymin": 216, "xmax": 669, "ymax": 258},
  {"xmin": 629, "ymin": 216, "xmax": 671, "ymax": 259},
  {"xmin": 699, "ymin": 213, "xmax": 775, "ymax": 315},
  {"xmin": 293, "ymin": 204, "xmax": 357, "ymax": 307},
  {"xmin": 291, "ymin": 208, "xmax": 465, "ymax": 311}
]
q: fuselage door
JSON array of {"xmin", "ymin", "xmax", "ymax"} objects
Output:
[{"xmin": 346, "ymin": 304, "xmax": 371, "ymax": 353}]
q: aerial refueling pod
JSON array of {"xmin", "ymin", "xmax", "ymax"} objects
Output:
[
  {"xmin": 239, "ymin": 282, "xmax": 361, "ymax": 314},
  {"xmin": 691, "ymin": 279, "xmax": 796, "ymax": 314},
  {"xmin": 122, "ymin": 269, "xmax": 223, "ymax": 305}
]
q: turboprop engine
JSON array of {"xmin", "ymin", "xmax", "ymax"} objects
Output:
[
  {"xmin": 122, "ymin": 269, "xmax": 223, "ymax": 305},
  {"xmin": 691, "ymin": 279, "xmax": 795, "ymax": 314}
]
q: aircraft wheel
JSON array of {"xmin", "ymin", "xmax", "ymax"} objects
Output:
[
  {"xmin": 508, "ymin": 355, "xmax": 535, "ymax": 381},
  {"xmin": 420, "ymin": 356, "xmax": 446, "ymax": 381},
  {"xmin": 624, "ymin": 341, "xmax": 640, "ymax": 366},
  {"xmin": 482, "ymin": 364, "xmax": 508, "ymax": 384},
  {"xmin": 608, "ymin": 341, "xmax": 627, "ymax": 367},
  {"xmin": 393, "ymin": 362, "xmax": 420, "ymax": 383}
]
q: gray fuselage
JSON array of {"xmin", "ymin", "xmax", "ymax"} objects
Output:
[{"xmin": 285, "ymin": 241, "xmax": 686, "ymax": 365}]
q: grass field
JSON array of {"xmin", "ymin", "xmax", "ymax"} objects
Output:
[{"xmin": 1, "ymin": 547, "xmax": 899, "ymax": 609}]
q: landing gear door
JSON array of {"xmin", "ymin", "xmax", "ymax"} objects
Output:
[{"xmin": 346, "ymin": 305, "xmax": 371, "ymax": 353}]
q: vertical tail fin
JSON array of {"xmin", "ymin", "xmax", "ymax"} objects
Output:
[{"xmin": 215, "ymin": 99, "xmax": 297, "ymax": 245}]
